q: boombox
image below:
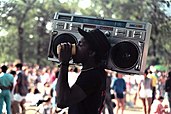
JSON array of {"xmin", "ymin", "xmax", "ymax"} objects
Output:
[{"xmin": 48, "ymin": 12, "xmax": 152, "ymax": 74}]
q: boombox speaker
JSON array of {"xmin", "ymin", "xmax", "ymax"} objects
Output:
[{"xmin": 48, "ymin": 12, "xmax": 152, "ymax": 74}]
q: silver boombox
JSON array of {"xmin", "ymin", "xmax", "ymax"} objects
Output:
[{"xmin": 48, "ymin": 12, "xmax": 152, "ymax": 74}]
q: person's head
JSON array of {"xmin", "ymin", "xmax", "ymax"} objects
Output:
[
  {"xmin": 157, "ymin": 96, "xmax": 164, "ymax": 102},
  {"xmin": 1, "ymin": 65, "xmax": 8, "ymax": 73},
  {"xmin": 144, "ymin": 69, "xmax": 148, "ymax": 77},
  {"xmin": 10, "ymin": 70, "xmax": 16, "ymax": 76},
  {"xmin": 73, "ymin": 28, "xmax": 111, "ymax": 65},
  {"xmin": 116, "ymin": 72, "xmax": 123, "ymax": 78},
  {"xmin": 15, "ymin": 63, "xmax": 23, "ymax": 70}
]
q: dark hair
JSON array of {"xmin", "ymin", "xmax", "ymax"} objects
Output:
[
  {"xmin": 34, "ymin": 88, "xmax": 40, "ymax": 94},
  {"xmin": 144, "ymin": 69, "xmax": 148, "ymax": 75},
  {"xmin": 1, "ymin": 65, "xmax": 8, "ymax": 73},
  {"xmin": 10, "ymin": 70, "xmax": 16, "ymax": 75},
  {"xmin": 158, "ymin": 96, "xmax": 164, "ymax": 100},
  {"xmin": 15, "ymin": 63, "xmax": 23, "ymax": 69},
  {"xmin": 115, "ymin": 72, "xmax": 119, "ymax": 78}
]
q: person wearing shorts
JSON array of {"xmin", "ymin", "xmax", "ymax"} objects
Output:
[
  {"xmin": 137, "ymin": 69, "xmax": 152, "ymax": 114},
  {"xmin": 13, "ymin": 63, "xmax": 29, "ymax": 114},
  {"xmin": 139, "ymin": 89, "xmax": 152, "ymax": 98},
  {"xmin": 112, "ymin": 73, "xmax": 126, "ymax": 114}
]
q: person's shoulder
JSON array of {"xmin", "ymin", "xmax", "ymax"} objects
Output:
[
  {"xmin": 0, "ymin": 72, "xmax": 4, "ymax": 77},
  {"xmin": 8, "ymin": 73, "xmax": 14, "ymax": 78},
  {"xmin": 5, "ymin": 73, "xmax": 14, "ymax": 80}
]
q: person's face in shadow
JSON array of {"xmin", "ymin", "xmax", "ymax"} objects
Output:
[{"xmin": 73, "ymin": 37, "xmax": 91, "ymax": 64}]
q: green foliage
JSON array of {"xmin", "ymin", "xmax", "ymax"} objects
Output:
[{"xmin": 0, "ymin": 0, "xmax": 171, "ymax": 66}]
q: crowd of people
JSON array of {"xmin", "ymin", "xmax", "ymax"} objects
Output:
[
  {"xmin": 0, "ymin": 61, "xmax": 170, "ymax": 114},
  {"xmin": 0, "ymin": 62, "xmax": 81, "ymax": 114}
]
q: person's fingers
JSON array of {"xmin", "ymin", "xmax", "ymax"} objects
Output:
[
  {"xmin": 57, "ymin": 44, "xmax": 61, "ymax": 54},
  {"xmin": 66, "ymin": 42, "xmax": 72, "ymax": 52},
  {"xmin": 60, "ymin": 43, "xmax": 65, "ymax": 50}
]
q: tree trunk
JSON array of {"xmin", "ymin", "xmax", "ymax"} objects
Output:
[
  {"xmin": 151, "ymin": 37, "xmax": 156, "ymax": 57},
  {"xmin": 37, "ymin": 40, "xmax": 41, "ymax": 65},
  {"xmin": 18, "ymin": 26, "xmax": 24, "ymax": 63}
]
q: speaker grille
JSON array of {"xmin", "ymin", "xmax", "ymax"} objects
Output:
[
  {"xmin": 110, "ymin": 41, "xmax": 139, "ymax": 70},
  {"xmin": 53, "ymin": 33, "xmax": 77, "ymax": 58}
]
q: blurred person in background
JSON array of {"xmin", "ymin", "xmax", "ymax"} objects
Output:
[
  {"xmin": 13, "ymin": 63, "xmax": 29, "ymax": 114},
  {"xmin": 165, "ymin": 71, "xmax": 171, "ymax": 112},
  {"xmin": 41, "ymin": 67, "xmax": 51, "ymax": 85},
  {"xmin": 51, "ymin": 71, "xmax": 59, "ymax": 114},
  {"xmin": 103, "ymin": 70, "xmax": 114, "ymax": 114},
  {"xmin": 10, "ymin": 70, "xmax": 17, "ymax": 114},
  {"xmin": 112, "ymin": 73, "xmax": 126, "ymax": 114},
  {"xmin": 147, "ymin": 66, "xmax": 158, "ymax": 104},
  {"xmin": 49, "ymin": 67, "xmax": 59, "ymax": 84},
  {"xmin": 151, "ymin": 95, "xmax": 168, "ymax": 114},
  {"xmin": 0, "ymin": 65, "xmax": 14, "ymax": 114},
  {"xmin": 157, "ymin": 72, "xmax": 166, "ymax": 97},
  {"xmin": 137, "ymin": 69, "xmax": 152, "ymax": 114}
]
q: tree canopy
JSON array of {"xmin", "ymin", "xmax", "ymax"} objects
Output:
[{"xmin": 0, "ymin": 0, "xmax": 171, "ymax": 67}]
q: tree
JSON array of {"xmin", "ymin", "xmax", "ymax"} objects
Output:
[
  {"xmin": 0, "ymin": 0, "xmax": 81, "ymax": 65},
  {"xmin": 1, "ymin": 0, "xmax": 36, "ymax": 63}
]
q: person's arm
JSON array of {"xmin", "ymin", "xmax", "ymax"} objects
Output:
[
  {"xmin": 56, "ymin": 43, "xmax": 86, "ymax": 108},
  {"xmin": 113, "ymin": 80, "xmax": 117, "ymax": 98},
  {"xmin": 56, "ymin": 63, "xmax": 86, "ymax": 108},
  {"xmin": 14, "ymin": 83, "xmax": 19, "ymax": 93},
  {"xmin": 9, "ymin": 83, "xmax": 13, "ymax": 91},
  {"xmin": 10, "ymin": 75, "xmax": 14, "ymax": 91},
  {"xmin": 123, "ymin": 79, "xmax": 126, "ymax": 93},
  {"xmin": 150, "ymin": 78, "xmax": 153, "ymax": 89},
  {"xmin": 15, "ymin": 73, "xmax": 21, "ymax": 93}
]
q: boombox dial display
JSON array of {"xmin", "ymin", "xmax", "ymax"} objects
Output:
[{"xmin": 48, "ymin": 12, "xmax": 152, "ymax": 74}]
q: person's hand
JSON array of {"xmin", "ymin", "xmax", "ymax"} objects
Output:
[
  {"xmin": 58, "ymin": 42, "xmax": 72, "ymax": 64},
  {"xmin": 164, "ymin": 104, "xmax": 168, "ymax": 108},
  {"xmin": 123, "ymin": 91, "xmax": 126, "ymax": 95}
]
